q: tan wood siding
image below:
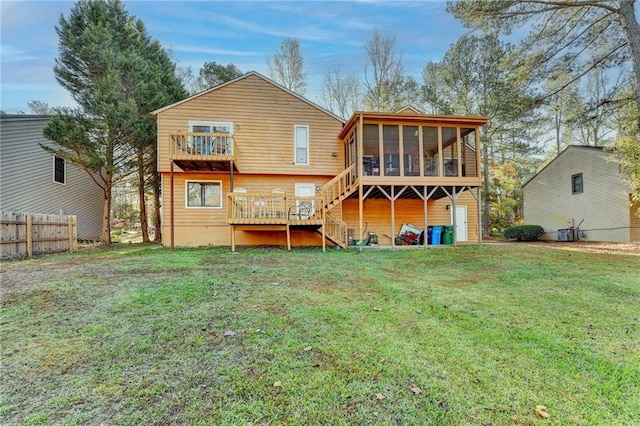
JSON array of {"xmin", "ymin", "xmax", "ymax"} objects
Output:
[
  {"xmin": 157, "ymin": 74, "xmax": 344, "ymax": 176},
  {"xmin": 523, "ymin": 147, "xmax": 634, "ymax": 242},
  {"xmin": 161, "ymin": 172, "xmax": 334, "ymax": 246},
  {"xmin": 341, "ymin": 191, "xmax": 479, "ymax": 245}
]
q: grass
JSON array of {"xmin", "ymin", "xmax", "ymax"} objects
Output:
[{"xmin": 1, "ymin": 244, "xmax": 639, "ymax": 425}]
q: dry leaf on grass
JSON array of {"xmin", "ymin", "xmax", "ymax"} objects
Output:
[
  {"xmin": 223, "ymin": 330, "xmax": 237, "ymax": 337},
  {"xmin": 535, "ymin": 405, "xmax": 550, "ymax": 418},
  {"xmin": 409, "ymin": 383, "xmax": 422, "ymax": 395},
  {"xmin": 373, "ymin": 307, "xmax": 382, "ymax": 312},
  {"xmin": 273, "ymin": 381, "xmax": 282, "ymax": 388},
  {"xmin": 303, "ymin": 346, "xmax": 313, "ymax": 351},
  {"xmin": 375, "ymin": 393, "xmax": 385, "ymax": 400}
]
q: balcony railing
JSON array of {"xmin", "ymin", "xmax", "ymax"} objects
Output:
[
  {"xmin": 170, "ymin": 132, "xmax": 239, "ymax": 162},
  {"xmin": 227, "ymin": 193, "xmax": 323, "ymax": 225}
]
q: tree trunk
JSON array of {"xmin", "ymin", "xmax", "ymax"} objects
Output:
[
  {"xmin": 136, "ymin": 145, "xmax": 150, "ymax": 243},
  {"xmin": 102, "ymin": 178, "xmax": 112, "ymax": 246},
  {"xmin": 619, "ymin": 0, "xmax": 640, "ymax": 130},
  {"xmin": 138, "ymin": 153, "xmax": 150, "ymax": 243},
  {"xmin": 151, "ymin": 154, "xmax": 162, "ymax": 244}
]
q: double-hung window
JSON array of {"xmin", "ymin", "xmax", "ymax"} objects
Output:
[
  {"xmin": 186, "ymin": 181, "xmax": 222, "ymax": 208},
  {"xmin": 53, "ymin": 155, "xmax": 66, "ymax": 185},
  {"xmin": 188, "ymin": 121, "xmax": 233, "ymax": 155},
  {"xmin": 571, "ymin": 173, "xmax": 583, "ymax": 194},
  {"xmin": 294, "ymin": 125, "xmax": 309, "ymax": 165}
]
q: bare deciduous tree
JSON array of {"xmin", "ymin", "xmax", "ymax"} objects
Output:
[
  {"xmin": 268, "ymin": 38, "xmax": 306, "ymax": 95},
  {"xmin": 363, "ymin": 29, "xmax": 418, "ymax": 112},
  {"xmin": 319, "ymin": 62, "xmax": 361, "ymax": 119}
]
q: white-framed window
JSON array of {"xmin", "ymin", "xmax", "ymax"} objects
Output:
[
  {"xmin": 53, "ymin": 155, "xmax": 66, "ymax": 185},
  {"xmin": 186, "ymin": 180, "xmax": 223, "ymax": 209},
  {"xmin": 187, "ymin": 121, "xmax": 233, "ymax": 155},
  {"xmin": 294, "ymin": 125, "xmax": 309, "ymax": 165}
]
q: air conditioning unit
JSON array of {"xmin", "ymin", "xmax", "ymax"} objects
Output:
[{"xmin": 558, "ymin": 228, "xmax": 575, "ymax": 242}]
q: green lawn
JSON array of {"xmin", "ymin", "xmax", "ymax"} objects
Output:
[{"xmin": 1, "ymin": 245, "xmax": 638, "ymax": 425}]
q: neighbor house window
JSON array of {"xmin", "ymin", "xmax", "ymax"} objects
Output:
[
  {"xmin": 572, "ymin": 173, "xmax": 583, "ymax": 194},
  {"xmin": 186, "ymin": 181, "xmax": 222, "ymax": 208},
  {"xmin": 294, "ymin": 125, "xmax": 309, "ymax": 165},
  {"xmin": 53, "ymin": 155, "xmax": 66, "ymax": 184}
]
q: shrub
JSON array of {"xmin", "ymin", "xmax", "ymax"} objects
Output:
[{"xmin": 503, "ymin": 225, "xmax": 545, "ymax": 241}]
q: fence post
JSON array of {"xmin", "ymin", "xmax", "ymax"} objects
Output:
[
  {"xmin": 26, "ymin": 213, "xmax": 33, "ymax": 258},
  {"xmin": 68, "ymin": 216, "xmax": 76, "ymax": 252}
]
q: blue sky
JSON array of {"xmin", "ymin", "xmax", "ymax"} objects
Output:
[{"xmin": 1, "ymin": 0, "xmax": 470, "ymax": 113}]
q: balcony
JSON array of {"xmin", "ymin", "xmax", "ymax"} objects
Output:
[{"xmin": 170, "ymin": 132, "xmax": 239, "ymax": 172}]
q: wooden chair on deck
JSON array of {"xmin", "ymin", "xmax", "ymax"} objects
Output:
[
  {"xmin": 232, "ymin": 188, "xmax": 247, "ymax": 218},
  {"xmin": 271, "ymin": 189, "xmax": 285, "ymax": 218}
]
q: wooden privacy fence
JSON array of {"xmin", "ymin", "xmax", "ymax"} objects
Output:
[{"xmin": 0, "ymin": 212, "xmax": 78, "ymax": 259}]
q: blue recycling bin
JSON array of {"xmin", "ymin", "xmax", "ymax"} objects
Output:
[{"xmin": 430, "ymin": 226, "xmax": 443, "ymax": 245}]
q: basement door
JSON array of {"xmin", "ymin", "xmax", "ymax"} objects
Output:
[{"xmin": 450, "ymin": 205, "xmax": 468, "ymax": 242}]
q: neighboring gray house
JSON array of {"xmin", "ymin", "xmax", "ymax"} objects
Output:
[
  {"xmin": 523, "ymin": 145, "xmax": 639, "ymax": 243},
  {"xmin": 0, "ymin": 115, "xmax": 103, "ymax": 239}
]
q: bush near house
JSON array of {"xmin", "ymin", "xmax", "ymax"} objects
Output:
[{"xmin": 503, "ymin": 224, "xmax": 545, "ymax": 241}]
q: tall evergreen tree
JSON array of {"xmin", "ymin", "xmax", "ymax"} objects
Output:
[
  {"xmin": 422, "ymin": 33, "xmax": 542, "ymax": 234},
  {"xmin": 43, "ymin": 0, "xmax": 186, "ymax": 245},
  {"xmin": 447, "ymin": 0, "xmax": 640, "ymax": 131},
  {"xmin": 196, "ymin": 62, "xmax": 243, "ymax": 91}
]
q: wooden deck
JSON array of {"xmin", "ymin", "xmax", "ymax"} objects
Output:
[{"xmin": 227, "ymin": 193, "xmax": 324, "ymax": 226}]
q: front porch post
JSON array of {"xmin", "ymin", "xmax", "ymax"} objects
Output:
[{"xmin": 230, "ymin": 225, "xmax": 236, "ymax": 252}]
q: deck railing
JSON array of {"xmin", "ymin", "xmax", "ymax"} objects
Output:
[
  {"xmin": 227, "ymin": 193, "xmax": 324, "ymax": 225},
  {"xmin": 318, "ymin": 163, "xmax": 358, "ymax": 210},
  {"xmin": 324, "ymin": 214, "xmax": 348, "ymax": 248},
  {"xmin": 170, "ymin": 132, "xmax": 238, "ymax": 161}
]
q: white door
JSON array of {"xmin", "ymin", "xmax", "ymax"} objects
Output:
[
  {"xmin": 294, "ymin": 183, "xmax": 316, "ymax": 219},
  {"xmin": 451, "ymin": 205, "xmax": 467, "ymax": 242}
]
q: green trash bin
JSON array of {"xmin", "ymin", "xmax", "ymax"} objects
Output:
[{"xmin": 443, "ymin": 225, "xmax": 454, "ymax": 244}]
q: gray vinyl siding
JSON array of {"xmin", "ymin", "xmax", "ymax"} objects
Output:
[
  {"xmin": 0, "ymin": 116, "xmax": 103, "ymax": 239},
  {"xmin": 523, "ymin": 146, "xmax": 634, "ymax": 243}
]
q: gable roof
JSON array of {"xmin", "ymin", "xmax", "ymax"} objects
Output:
[
  {"xmin": 395, "ymin": 105, "xmax": 423, "ymax": 115},
  {"xmin": 151, "ymin": 71, "xmax": 344, "ymax": 123},
  {"xmin": 522, "ymin": 145, "xmax": 609, "ymax": 189}
]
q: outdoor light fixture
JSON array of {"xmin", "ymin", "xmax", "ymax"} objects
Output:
[{"xmin": 331, "ymin": 152, "xmax": 338, "ymax": 157}]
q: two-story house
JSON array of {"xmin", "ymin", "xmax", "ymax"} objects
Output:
[{"xmin": 153, "ymin": 72, "xmax": 488, "ymax": 250}]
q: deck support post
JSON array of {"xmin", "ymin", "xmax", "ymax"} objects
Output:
[
  {"xmin": 231, "ymin": 225, "xmax": 236, "ymax": 252},
  {"xmin": 477, "ymin": 187, "xmax": 482, "ymax": 245},
  {"xmin": 286, "ymin": 223, "xmax": 291, "ymax": 251},
  {"xmin": 391, "ymin": 185, "xmax": 395, "ymax": 250},
  {"xmin": 230, "ymin": 160, "xmax": 234, "ymax": 191},
  {"xmin": 170, "ymin": 161, "xmax": 175, "ymax": 252},
  {"xmin": 452, "ymin": 186, "xmax": 457, "ymax": 248},
  {"xmin": 423, "ymin": 186, "xmax": 428, "ymax": 248}
]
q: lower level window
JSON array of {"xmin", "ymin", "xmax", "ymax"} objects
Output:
[{"xmin": 186, "ymin": 181, "xmax": 222, "ymax": 208}]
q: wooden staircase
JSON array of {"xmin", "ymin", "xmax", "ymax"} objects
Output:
[{"xmin": 312, "ymin": 164, "xmax": 359, "ymax": 248}]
